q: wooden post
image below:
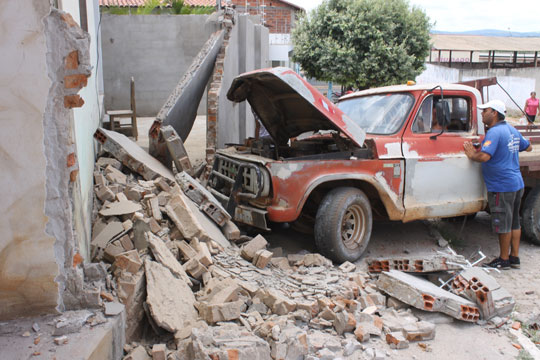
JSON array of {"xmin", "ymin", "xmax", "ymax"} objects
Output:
[
  {"xmin": 449, "ymin": 50, "xmax": 452, "ymax": 68},
  {"xmin": 488, "ymin": 50, "xmax": 491, "ymax": 69},
  {"xmin": 438, "ymin": 50, "xmax": 442, "ymax": 64},
  {"xmin": 513, "ymin": 51, "xmax": 518, "ymax": 66},
  {"xmin": 535, "ymin": 51, "xmax": 538, "ymax": 67},
  {"xmin": 470, "ymin": 51, "xmax": 473, "ymax": 64}
]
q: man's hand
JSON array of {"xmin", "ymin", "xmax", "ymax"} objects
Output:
[{"xmin": 464, "ymin": 141, "xmax": 491, "ymax": 162}]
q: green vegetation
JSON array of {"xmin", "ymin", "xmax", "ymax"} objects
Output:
[
  {"xmin": 100, "ymin": 0, "xmax": 215, "ymax": 15},
  {"xmin": 292, "ymin": 0, "xmax": 431, "ymax": 90}
]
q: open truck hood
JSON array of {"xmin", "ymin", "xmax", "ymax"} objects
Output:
[{"xmin": 227, "ymin": 67, "xmax": 366, "ymax": 147}]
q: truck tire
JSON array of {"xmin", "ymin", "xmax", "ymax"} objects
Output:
[
  {"xmin": 314, "ymin": 187, "xmax": 372, "ymax": 263},
  {"xmin": 522, "ymin": 187, "xmax": 540, "ymax": 245}
]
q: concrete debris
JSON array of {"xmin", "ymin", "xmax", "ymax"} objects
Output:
[
  {"xmin": 53, "ymin": 310, "xmax": 94, "ymax": 336},
  {"xmin": 176, "ymin": 171, "xmax": 231, "ymax": 226},
  {"xmin": 146, "ymin": 232, "xmax": 192, "ymax": 285},
  {"xmin": 99, "ymin": 200, "xmax": 142, "ymax": 217},
  {"xmin": 161, "ymin": 125, "xmax": 192, "ymax": 173},
  {"xmin": 87, "ymin": 152, "xmax": 517, "ymax": 359},
  {"xmin": 95, "ymin": 127, "xmax": 175, "ymax": 181},
  {"xmin": 241, "ymin": 234, "xmax": 268, "ymax": 261},
  {"xmin": 377, "ymin": 270, "xmax": 480, "ymax": 322},
  {"xmin": 104, "ymin": 302, "xmax": 125, "ymax": 316},
  {"xmin": 450, "ymin": 267, "xmax": 515, "ymax": 320},
  {"xmin": 144, "ymin": 260, "xmax": 198, "ymax": 333},
  {"xmin": 367, "ymin": 253, "xmax": 469, "ymax": 273}
]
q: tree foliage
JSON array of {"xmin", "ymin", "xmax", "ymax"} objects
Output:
[{"xmin": 292, "ymin": 0, "xmax": 432, "ymax": 89}]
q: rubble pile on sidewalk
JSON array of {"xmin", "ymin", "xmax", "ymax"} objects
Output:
[{"xmin": 89, "ymin": 128, "xmax": 519, "ymax": 360}]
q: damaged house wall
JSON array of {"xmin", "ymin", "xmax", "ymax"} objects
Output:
[
  {"xmin": 0, "ymin": 0, "xmax": 101, "ymax": 320},
  {"xmin": 101, "ymin": 14, "xmax": 220, "ymax": 116}
]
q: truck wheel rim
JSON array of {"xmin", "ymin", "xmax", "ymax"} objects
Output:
[{"xmin": 341, "ymin": 204, "xmax": 366, "ymax": 250}]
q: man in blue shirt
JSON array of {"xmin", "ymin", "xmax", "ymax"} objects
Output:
[{"xmin": 464, "ymin": 99, "xmax": 532, "ymax": 269}]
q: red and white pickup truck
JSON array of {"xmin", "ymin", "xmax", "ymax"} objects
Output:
[{"xmin": 207, "ymin": 67, "xmax": 540, "ymax": 263}]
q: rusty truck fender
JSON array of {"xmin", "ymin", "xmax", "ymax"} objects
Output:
[{"xmin": 265, "ymin": 159, "xmax": 405, "ymax": 222}]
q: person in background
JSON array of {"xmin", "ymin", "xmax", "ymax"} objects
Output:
[
  {"xmin": 464, "ymin": 100, "xmax": 532, "ymax": 270},
  {"xmin": 524, "ymin": 91, "xmax": 539, "ymax": 124}
]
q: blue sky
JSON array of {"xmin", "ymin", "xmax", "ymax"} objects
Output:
[{"xmin": 286, "ymin": 0, "xmax": 540, "ymax": 33}]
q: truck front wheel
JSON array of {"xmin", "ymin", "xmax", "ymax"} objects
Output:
[
  {"xmin": 522, "ymin": 187, "xmax": 540, "ymax": 245},
  {"xmin": 314, "ymin": 187, "xmax": 372, "ymax": 263}
]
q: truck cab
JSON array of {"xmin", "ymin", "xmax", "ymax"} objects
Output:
[{"xmin": 208, "ymin": 67, "xmax": 487, "ymax": 263}]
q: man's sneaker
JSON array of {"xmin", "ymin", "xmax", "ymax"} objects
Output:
[
  {"xmin": 483, "ymin": 257, "xmax": 511, "ymax": 270},
  {"xmin": 509, "ymin": 256, "xmax": 520, "ymax": 269}
]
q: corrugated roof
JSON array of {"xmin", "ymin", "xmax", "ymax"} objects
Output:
[
  {"xmin": 431, "ymin": 34, "xmax": 540, "ymax": 52},
  {"xmin": 99, "ymin": 0, "xmax": 221, "ymax": 6}
]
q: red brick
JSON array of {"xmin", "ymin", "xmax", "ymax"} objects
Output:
[
  {"xmin": 65, "ymin": 51, "xmax": 79, "ymax": 70},
  {"xmin": 227, "ymin": 349, "xmax": 239, "ymax": 360},
  {"xmin": 64, "ymin": 95, "xmax": 85, "ymax": 108},
  {"xmin": 64, "ymin": 74, "xmax": 88, "ymax": 89},
  {"xmin": 67, "ymin": 153, "xmax": 76, "ymax": 167},
  {"xmin": 70, "ymin": 169, "xmax": 79, "ymax": 182}
]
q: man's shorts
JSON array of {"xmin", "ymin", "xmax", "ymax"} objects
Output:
[{"xmin": 488, "ymin": 188, "xmax": 524, "ymax": 234}]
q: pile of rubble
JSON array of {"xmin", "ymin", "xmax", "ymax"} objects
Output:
[{"xmin": 87, "ymin": 128, "xmax": 520, "ymax": 360}]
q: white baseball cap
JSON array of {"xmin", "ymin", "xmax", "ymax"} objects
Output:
[{"xmin": 478, "ymin": 100, "xmax": 506, "ymax": 115}]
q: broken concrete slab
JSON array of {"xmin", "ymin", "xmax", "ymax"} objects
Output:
[
  {"xmin": 450, "ymin": 267, "xmax": 515, "ymax": 319},
  {"xmin": 104, "ymin": 302, "xmax": 125, "ymax": 317},
  {"xmin": 367, "ymin": 254, "xmax": 469, "ymax": 273},
  {"xmin": 98, "ymin": 200, "xmax": 142, "ymax": 217},
  {"xmin": 94, "ymin": 127, "xmax": 174, "ymax": 181},
  {"xmin": 146, "ymin": 232, "xmax": 192, "ymax": 285},
  {"xmin": 377, "ymin": 270, "xmax": 480, "ymax": 322},
  {"xmin": 175, "ymin": 171, "xmax": 231, "ymax": 226},
  {"xmin": 144, "ymin": 260, "xmax": 198, "ymax": 333},
  {"xmin": 402, "ymin": 321, "xmax": 436, "ymax": 341},
  {"xmin": 53, "ymin": 310, "xmax": 94, "ymax": 336},
  {"xmin": 165, "ymin": 188, "xmax": 230, "ymax": 248},
  {"xmin": 91, "ymin": 221, "xmax": 124, "ymax": 252}
]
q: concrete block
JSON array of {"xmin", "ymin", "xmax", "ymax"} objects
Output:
[
  {"xmin": 96, "ymin": 157, "xmax": 122, "ymax": 170},
  {"xmin": 223, "ymin": 220, "xmax": 241, "ymax": 241},
  {"xmin": 94, "ymin": 172, "xmax": 106, "ymax": 187},
  {"xmin": 104, "ymin": 242, "xmax": 125, "ymax": 263},
  {"xmin": 199, "ymin": 300, "xmax": 244, "ymax": 324},
  {"xmin": 125, "ymin": 184, "xmax": 146, "ymax": 202},
  {"xmin": 367, "ymin": 254, "xmax": 469, "ymax": 273},
  {"xmin": 95, "ymin": 185, "xmax": 115, "ymax": 202},
  {"xmin": 184, "ymin": 258, "xmax": 208, "ymax": 280},
  {"xmin": 132, "ymin": 219, "xmax": 151, "ymax": 250},
  {"xmin": 125, "ymin": 345, "xmax": 151, "ymax": 360},
  {"xmin": 334, "ymin": 311, "xmax": 356, "ymax": 335},
  {"xmin": 353, "ymin": 324, "xmax": 370, "ymax": 342},
  {"xmin": 176, "ymin": 240, "xmax": 198, "ymax": 260},
  {"xmin": 104, "ymin": 302, "xmax": 125, "ymax": 317},
  {"xmin": 152, "ymin": 344, "xmax": 166, "ymax": 360},
  {"xmin": 387, "ymin": 296, "xmax": 409, "ymax": 310},
  {"xmin": 402, "ymin": 321, "xmax": 436, "ymax": 341},
  {"xmin": 241, "ymin": 234, "xmax": 267, "ymax": 261},
  {"xmin": 386, "ymin": 332, "xmax": 409, "ymax": 349},
  {"xmin": 149, "ymin": 196, "xmax": 162, "ymax": 221},
  {"xmin": 377, "ymin": 270, "xmax": 480, "ymax": 322},
  {"xmin": 339, "ymin": 261, "xmax": 356, "ymax": 273},
  {"xmin": 300, "ymin": 253, "xmax": 333, "ymax": 267},
  {"xmin": 114, "ymin": 250, "xmax": 142, "ymax": 274},
  {"xmin": 190, "ymin": 238, "xmax": 213, "ymax": 266},
  {"xmin": 104, "ymin": 164, "xmax": 127, "ymax": 185},
  {"xmin": 119, "ymin": 234, "xmax": 134, "ymax": 251},
  {"xmin": 271, "ymin": 257, "xmax": 292, "ymax": 271},
  {"xmin": 253, "ymin": 249, "xmax": 272, "ymax": 269}
]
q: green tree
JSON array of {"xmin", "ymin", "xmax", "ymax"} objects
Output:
[{"xmin": 292, "ymin": 0, "xmax": 431, "ymax": 89}]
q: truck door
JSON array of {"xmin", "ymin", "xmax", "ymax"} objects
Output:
[{"xmin": 401, "ymin": 93, "xmax": 486, "ymax": 221}]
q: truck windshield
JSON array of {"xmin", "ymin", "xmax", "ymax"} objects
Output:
[{"xmin": 337, "ymin": 93, "xmax": 414, "ymax": 135}]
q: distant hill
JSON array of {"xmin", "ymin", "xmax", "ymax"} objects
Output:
[{"xmin": 432, "ymin": 29, "xmax": 540, "ymax": 37}]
